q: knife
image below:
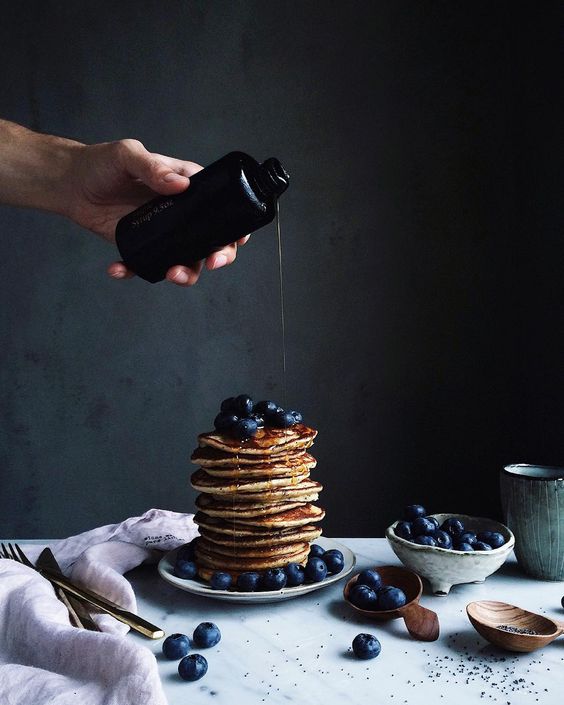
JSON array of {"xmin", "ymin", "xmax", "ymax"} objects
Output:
[
  {"xmin": 37, "ymin": 548, "xmax": 100, "ymax": 631},
  {"xmin": 23, "ymin": 546, "xmax": 164, "ymax": 639}
]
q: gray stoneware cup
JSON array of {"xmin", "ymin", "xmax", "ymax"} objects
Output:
[{"xmin": 500, "ymin": 464, "xmax": 564, "ymax": 581}]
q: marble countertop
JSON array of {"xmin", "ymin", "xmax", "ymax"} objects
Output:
[{"xmin": 126, "ymin": 538, "xmax": 563, "ymax": 705}]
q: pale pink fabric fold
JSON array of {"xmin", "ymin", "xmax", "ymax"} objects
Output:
[{"xmin": 0, "ymin": 509, "xmax": 199, "ymax": 705}]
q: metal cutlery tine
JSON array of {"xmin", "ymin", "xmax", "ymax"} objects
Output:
[
  {"xmin": 0, "ymin": 543, "xmax": 9, "ymax": 559},
  {"xmin": 13, "ymin": 543, "xmax": 36, "ymax": 568}
]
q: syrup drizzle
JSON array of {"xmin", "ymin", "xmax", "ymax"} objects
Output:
[{"xmin": 276, "ymin": 201, "xmax": 287, "ymax": 409}]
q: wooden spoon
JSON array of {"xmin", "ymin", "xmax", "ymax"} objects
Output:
[
  {"xmin": 343, "ymin": 565, "xmax": 440, "ymax": 641},
  {"xmin": 467, "ymin": 600, "xmax": 564, "ymax": 652}
]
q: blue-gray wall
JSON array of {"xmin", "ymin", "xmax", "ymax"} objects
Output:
[{"xmin": 1, "ymin": 1, "xmax": 562, "ymax": 538}]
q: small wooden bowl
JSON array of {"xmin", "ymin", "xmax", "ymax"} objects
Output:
[
  {"xmin": 467, "ymin": 600, "xmax": 564, "ymax": 653},
  {"xmin": 343, "ymin": 565, "xmax": 439, "ymax": 641}
]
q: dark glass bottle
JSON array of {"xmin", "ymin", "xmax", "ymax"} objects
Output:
[{"xmin": 115, "ymin": 151, "xmax": 289, "ymax": 283}]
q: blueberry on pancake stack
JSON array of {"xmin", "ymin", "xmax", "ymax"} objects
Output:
[{"xmin": 190, "ymin": 395, "xmax": 325, "ymax": 582}]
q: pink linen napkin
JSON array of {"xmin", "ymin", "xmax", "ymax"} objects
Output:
[{"xmin": 0, "ymin": 508, "xmax": 199, "ymax": 705}]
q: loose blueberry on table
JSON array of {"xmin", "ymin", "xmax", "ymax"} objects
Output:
[
  {"xmin": 352, "ymin": 633, "xmax": 381, "ymax": 660},
  {"xmin": 162, "ymin": 633, "xmax": 190, "ymax": 660},
  {"xmin": 178, "ymin": 654, "xmax": 208, "ymax": 682},
  {"xmin": 193, "ymin": 622, "xmax": 221, "ymax": 648}
]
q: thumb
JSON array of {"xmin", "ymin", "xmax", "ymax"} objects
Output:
[{"xmin": 118, "ymin": 139, "xmax": 190, "ymax": 195}]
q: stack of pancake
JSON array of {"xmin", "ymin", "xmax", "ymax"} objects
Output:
[{"xmin": 190, "ymin": 423, "xmax": 325, "ymax": 581}]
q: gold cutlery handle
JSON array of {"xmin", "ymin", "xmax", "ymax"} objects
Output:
[{"xmin": 42, "ymin": 568, "xmax": 164, "ymax": 639}]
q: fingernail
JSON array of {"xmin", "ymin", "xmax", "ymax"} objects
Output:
[
  {"xmin": 110, "ymin": 270, "xmax": 125, "ymax": 279},
  {"xmin": 163, "ymin": 172, "xmax": 187, "ymax": 182},
  {"xmin": 173, "ymin": 271, "xmax": 189, "ymax": 284},
  {"xmin": 211, "ymin": 254, "xmax": 228, "ymax": 270}
]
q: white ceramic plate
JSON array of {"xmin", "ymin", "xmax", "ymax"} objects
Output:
[{"xmin": 158, "ymin": 537, "xmax": 356, "ymax": 604}]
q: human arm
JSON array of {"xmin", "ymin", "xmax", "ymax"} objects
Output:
[{"xmin": 0, "ymin": 119, "xmax": 248, "ymax": 285}]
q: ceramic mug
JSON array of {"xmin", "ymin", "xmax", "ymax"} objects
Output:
[{"xmin": 500, "ymin": 464, "xmax": 564, "ymax": 580}]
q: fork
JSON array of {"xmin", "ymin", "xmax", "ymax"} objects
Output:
[
  {"xmin": 1, "ymin": 544, "xmax": 101, "ymax": 631},
  {"xmin": 1, "ymin": 543, "xmax": 164, "ymax": 638}
]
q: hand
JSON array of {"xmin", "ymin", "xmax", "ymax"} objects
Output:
[{"xmin": 66, "ymin": 139, "xmax": 249, "ymax": 286}]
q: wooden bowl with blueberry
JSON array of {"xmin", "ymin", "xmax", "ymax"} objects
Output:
[
  {"xmin": 343, "ymin": 565, "xmax": 439, "ymax": 641},
  {"xmin": 386, "ymin": 505, "xmax": 515, "ymax": 596}
]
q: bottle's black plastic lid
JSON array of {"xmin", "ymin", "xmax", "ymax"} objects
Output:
[{"xmin": 260, "ymin": 158, "xmax": 290, "ymax": 196}]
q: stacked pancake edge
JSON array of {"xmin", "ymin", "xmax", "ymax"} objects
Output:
[{"xmin": 190, "ymin": 424, "xmax": 325, "ymax": 580}]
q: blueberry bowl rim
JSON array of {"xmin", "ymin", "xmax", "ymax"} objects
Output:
[{"xmin": 386, "ymin": 513, "xmax": 515, "ymax": 555}]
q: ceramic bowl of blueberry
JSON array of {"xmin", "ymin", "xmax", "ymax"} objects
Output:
[{"xmin": 385, "ymin": 505, "xmax": 515, "ymax": 596}]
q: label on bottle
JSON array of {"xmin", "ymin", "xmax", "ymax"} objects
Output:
[{"xmin": 130, "ymin": 198, "xmax": 175, "ymax": 228}]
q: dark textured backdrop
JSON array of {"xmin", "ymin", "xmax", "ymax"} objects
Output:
[{"xmin": 1, "ymin": 1, "xmax": 563, "ymax": 538}]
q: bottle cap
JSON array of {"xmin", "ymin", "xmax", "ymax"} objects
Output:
[{"xmin": 260, "ymin": 158, "xmax": 290, "ymax": 196}]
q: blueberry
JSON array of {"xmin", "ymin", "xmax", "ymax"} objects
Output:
[
  {"xmin": 289, "ymin": 410, "xmax": 303, "ymax": 423},
  {"xmin": 477, "ymin": 531, "xmax": 505, "ymax": 549},
  {"xmin": 394, "ymin": 521, "xmax": 412, "ymax": 540},
  {"xmin": 454, "ymin": 542, "xmax": 475, "ymax": 551},
  {"xmin": 162, "ymin": 633, "xmax": 190, "ymax": 660},
  {"xmin": 322, "ymin": 549, "xmax": 344, "ymax": 574},
  {"xmin": 253, "ymin": 400, "xmax": 278, "ymax": 415},
  {"xmin": 349, "ymin": 584, "xmax": 378, "ymax": 610},
  {"xmin": 178, "ymin": 654, "xmax": 208, "ymax": 681},
  {"xmin": 174, "ymin": 559, "xmax": 198, "ymax": 580},
  {"xmin": 561, "ymin": 595, "xmax": 564, "ymax": 609},
  {"xmin": 304, "ymin": 557, "xmax": 328, "ymax": 583},
  {"xmin": 236, "ymin": 571, "xmax": 261, "ymax": 592},
  {"xmin": 193, "ymin": 622, "xmax": 221, "ymax": 648},
  {"xmin": 474, "ymin": 541, "xmax": 493, "ymax": 551},
  {"xmin": 220, "ymin": 396, "xmax": 236, "ymax": 413},
  {"xmin": 285, "ymin": 562, "xmax": 306, "ymax": 587},
  {"xmin": 233, "ymin": 394, "xmax": 254, "ymax": 416},
  {"xmin": 176, "ymin": 540, "xmax": 196, "ymax": 561},
  {"xmin": 404, "ymin": 505, "xmax": 427, "ymax": 521},
  {"xmin": 427, "ymin": 516, "xmax": 440, "ymax": 529},
  {"xmin": 356, "ymin": 569, "xmax": 383, "ymax": 591},
  {"xmin": 377, "ymin": 586, "xmax": 407, "ymax": 610},
  {"xmin": 270, "ymin": 409, "xmax": 296, "ymax": 428},
  {"xmin": 440, "ymin": 517, "xmax": 465, "ymax": 539},
  {"xmin": 210, "ymin": 571, "xmax": 232, "ymax": 590},
  {"xmin": 432, "ymin": 529, "xmax": 453, "ymax": 550},
  {"xmin": 260, "ymin": 568, "xmax": 288, "ymax": 590},
  {"xmin": 309, "ymin": 543, "xmax": 325, "ymax": 558},
  {"xmin": 249, "ymin": 413, "xmax": 265, "ymax": 428},
  {"xmin": 458, "ymin": 531, "xmax": 478, "ymax": 546},
  {"xmin": 214, "ymin": 411, "xmax": 239, "ymax": 432},
  {"xmin": 352, "ymin": 633, "xmax": 381, "ymax": 659},
  {"xmin": 414, "ymin": 535, "xmax": 437, "ymax": 546},
  {"xmin": 231, "ymin": 417, "xmax": 258, "ymax": 441},
  {"xmin": 412, "ymin": 517, "xmax": 436, "ymax": 536}
]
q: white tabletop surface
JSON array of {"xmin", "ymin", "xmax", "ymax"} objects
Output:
[{"xmin": 120, "ymin": 538, "xmax": 563, "ymax": 705}]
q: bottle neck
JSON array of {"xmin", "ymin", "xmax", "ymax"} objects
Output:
[{"xmin": 257, "ymin": 158, "xmax": 289, "ymax": 199}]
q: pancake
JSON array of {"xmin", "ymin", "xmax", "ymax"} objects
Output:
[
  {"xmin": 198, "ymin": 524, "xmax": 323, "ymax": 547},
  {"xmin": 190, "ymin": 467, "xmax": 310, "ymax": 494},
  {"xmin": 198, "ymin": 423, "xmax": 317, "ymax": 455},
  {"xmin": 194, "ymin": 512, "xmax": 322, "ymax": 541},
  {"xmin": 196, "ymin": 537, "xmax": 309, "ymax": 559},
  {"xmin": 195, "ymin": 494, "xmax": 305, "ymax": 518},
  {"xmin": 195, "ymin": 541, "xmax": 309, "ymax": 571},
  {"xmin": 210, "ymin": 479, "xmax": 322, "ymax": 504},
  {"xmin": 191, "ymin": 446, "xmax": 309, "ymax": 467},
  {"xmin": 230, "ymin": 504, "xmax": 325, "ymax": 528},
  {"xmin": 200, "ymin": 454, "xmax": 317, "ymax": 479}
]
